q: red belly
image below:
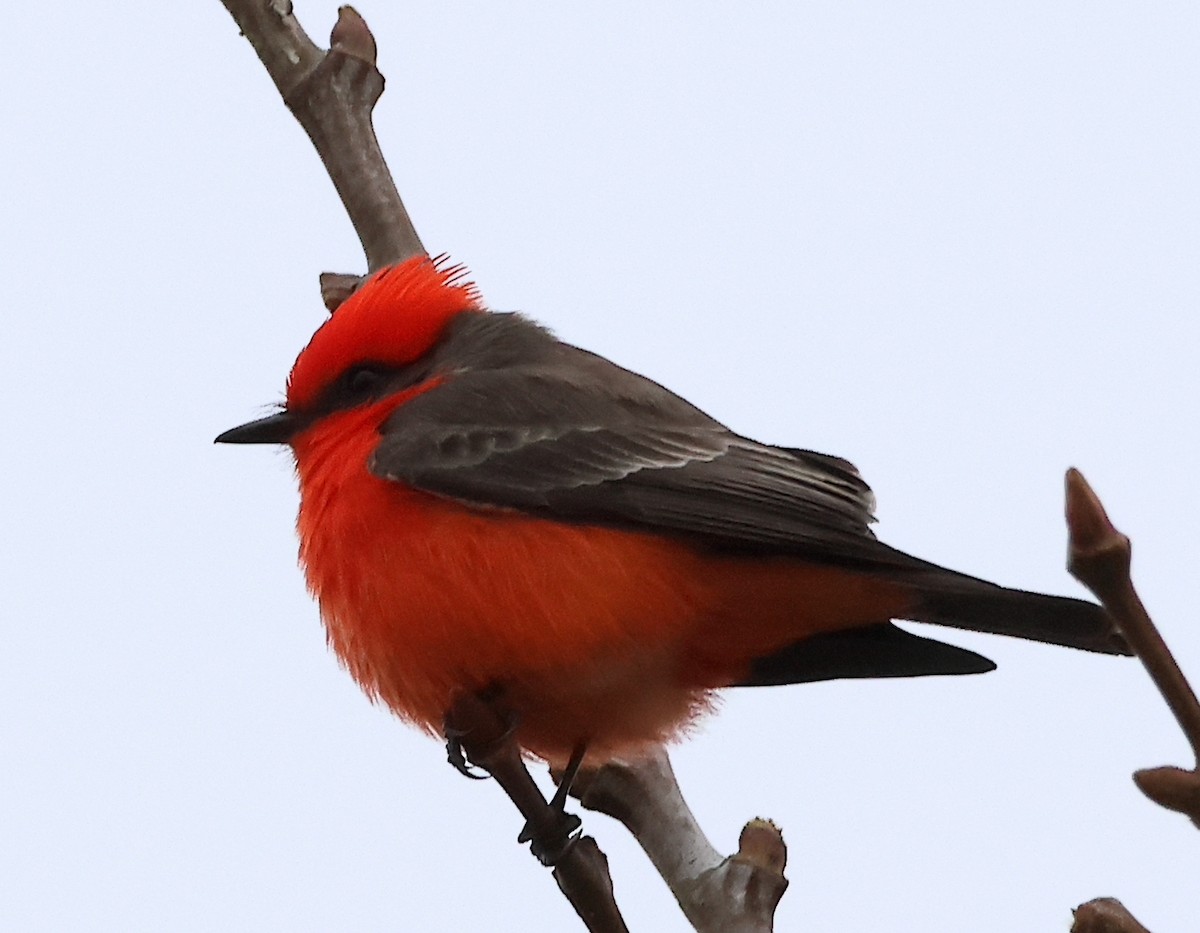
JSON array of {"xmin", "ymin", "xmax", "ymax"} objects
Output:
[{"xmin": 293, "ymin": 408, "xmax": 912, "ymax": 762}]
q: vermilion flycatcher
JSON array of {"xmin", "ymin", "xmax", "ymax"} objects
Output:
[{"xmin": 217, "ymin": 256, "xmax": 1127, "ymax": 765}]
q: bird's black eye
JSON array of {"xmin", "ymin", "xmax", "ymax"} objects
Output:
[{"xmin": 344, "ymin": 364, "xmax": 389, "ymax": 396}]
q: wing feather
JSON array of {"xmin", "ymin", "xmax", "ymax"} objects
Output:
[
  {"xmin": 365, "ymin": 312, "xmax": 1127, "ymax": 657},
  {"xmin": 370, "ymin": 349, "xmax": 890, "ymax": 568}
]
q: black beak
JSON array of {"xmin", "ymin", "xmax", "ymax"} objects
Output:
[{"xmin": 215, "ymin": 411, "xmax": 299, "ymax": 445}]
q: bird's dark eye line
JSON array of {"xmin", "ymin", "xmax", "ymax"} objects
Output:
[{"xmin": 311, "ymin": 360, "xmax": 434, "ymax": 417}]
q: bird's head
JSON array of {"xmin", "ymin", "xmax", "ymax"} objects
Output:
[{"xmin": 216, "ymin": 256, "xmax": 480, "ymax": 445}]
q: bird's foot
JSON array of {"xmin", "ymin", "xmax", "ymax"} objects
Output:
[
  {"xmin": 517, "ymin": 741, "xmax": 588, "ymax": 865},
  {"xmin": 443, "ymin": 687, "xmax": 516, "ymax": 780},
  {"xmin": 444, "ymin": 729, "xmax": 490, "ymax": 780},
  {"xmin": 517, "ymin": 808, "xmax": 583, "ymax": 866},
  {"xmin": 443, "ymin": 695, "xmax": 589, "ymax": 867}
]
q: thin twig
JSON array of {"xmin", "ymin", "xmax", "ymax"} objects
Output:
[
  {"xmin": 1065, "ymin": 467, "xmax": 1200, "ymax": 827},
  {"xmin": 219, "ymin": 2, "xmax": 424, "ymax": 271}
]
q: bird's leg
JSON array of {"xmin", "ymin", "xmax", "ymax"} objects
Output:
[
  {"xmin": 518, "ymin": 740, "xmax": 588, "ymax": 858},
  {"xmin": 547, "ymin": 741, "xmax": 589, "ymax": 814},
  {"xmin": 444, "ymin": 693, "xmax": 584, "ymax": 866}
]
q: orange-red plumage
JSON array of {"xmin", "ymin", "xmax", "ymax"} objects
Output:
[
  {"xmin": 287, "ymin": 259, "xmax": 479, "ymax": 410},
  {"xmin": 294, "ymin": 395, "xmax": 911, "ymax": 760},
  {"xmin": 285, "ymin": 257, "xmax": 915, "ymax": 760}
]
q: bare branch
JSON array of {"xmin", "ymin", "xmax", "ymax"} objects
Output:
[
  {"xmin": 219, "ymin": 2, "xmax": 424, "ymax": 272},
  {"xmin": 1065, "ymin": 468, "xmax": 1200, "ymax": 827},
  {"xmin": 220, "ymin": 0, "xmax": 324, "ymax": 94},
  {"xmin": 554, "ymin": 838, "xmax": 628, "ymax": 933},
  {"xmin": 574, "ymin": 751, "xmax": 788, "ymax": 932}
]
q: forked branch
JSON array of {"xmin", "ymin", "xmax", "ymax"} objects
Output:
[
  {"xmin": 572, "ymin": 752, "xmax": 788, "ymax": 933},
  {"xmin": 220, "ymin": 2, "xmax": 424, "ymax": 277}
]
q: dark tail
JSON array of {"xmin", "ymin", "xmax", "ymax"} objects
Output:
[
  {"xmin": 733, "ymin": 540, "xmax": 1129, "ymax": 689},
  {"xmin": 901, "ymin": 566, "xmax": 1130, "ymax": 656},
  {"xmin": 735, "ymin": 572, "xmax": 1128, "ymax": 689},
  {"xmin": 738, "ymin": 622, "xmax": 997, "ymax": 687}
]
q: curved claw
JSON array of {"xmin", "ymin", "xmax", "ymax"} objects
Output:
[
  {"xmin": 442, "ymin": 694, "xmax": 519, "ymax": 780},
  {"xmin": 445, "ymin": 732, "xmax": 491, "ymax": 781}
]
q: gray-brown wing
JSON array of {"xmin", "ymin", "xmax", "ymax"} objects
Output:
[
  {"xmin": 369, "ymin": 326, "xmax": 1127, "ymax": 656},
  {"xmin": 370, "ymin": 359, "xmax": 897, "ymax": 569}
]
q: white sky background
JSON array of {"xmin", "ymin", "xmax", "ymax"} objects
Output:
[{"xmin": 3, "ymin": 2, "xmax": 1198, "ymax": 930}]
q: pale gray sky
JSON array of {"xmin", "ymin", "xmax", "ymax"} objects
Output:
[{"xmin": 3, "ymin": 2, "xmax": 1198, "ymax": 930}]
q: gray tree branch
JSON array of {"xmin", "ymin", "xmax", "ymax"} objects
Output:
[
  {"xmin": 219, "ymin": 2, "xmax": 424, "ymax": 278},
  {"xmin": 573, "ymin": 751, "xmax": 788, "ymax": 932}
]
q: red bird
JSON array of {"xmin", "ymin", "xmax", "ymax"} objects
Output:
[{"xmin": 218, "ymin": 256, "xmax": 1127, "ymax": 767}]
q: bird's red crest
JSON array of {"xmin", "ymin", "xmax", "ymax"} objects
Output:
[{"xmin": 286, "ymin": 256, "xmax": 481, "ymax": 410}]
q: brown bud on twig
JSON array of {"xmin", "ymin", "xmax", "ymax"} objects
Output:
[
  {"xmin": 318, "ymin": 272, "xmax": 365, "ymax": 312},
  {"xmin": 330, "ymin": 6, "xmax": 377, "ymax": 64},
  {"xmin": 1071, "ymin": 897, "xmax": 1152, "ymax": 933},
  {"xmin": 1065, "ymin": 468, "xmax": 1200, "ymax": 826},
  {"xmin": 1133, "ymin": 765, "xmax": 1200, "ymax": 830}
]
